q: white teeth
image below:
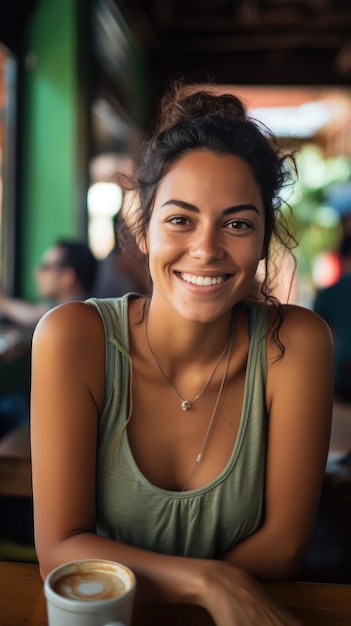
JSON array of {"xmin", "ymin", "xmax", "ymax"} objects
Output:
[{"xmin": 180, "ymin": 273, "xmax": 225, "ymax": 286}]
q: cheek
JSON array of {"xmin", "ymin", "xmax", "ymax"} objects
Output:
[
  {"xmin": 146, "ymin": 229, "xmax": 165, "ymax": 278},
  {"xmin": 148, "ymin": 222, "xmax": 178, "ymax": 257},
  {"xmin": 235, "ymin": 241, "xmax": 264, "ymax": 269},
  {"xmin": 148, "ymin": 239, "xmax": 172, "ymax": 274}
]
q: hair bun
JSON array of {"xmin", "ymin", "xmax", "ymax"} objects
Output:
[{"xmin": 156, "ymin": 81, "xmax": 248, "ymax": 132}]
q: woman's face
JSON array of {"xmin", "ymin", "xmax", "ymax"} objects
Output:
[{"xmin": 141, "ymin": 150, "xmax": 266, "ymax": 324}]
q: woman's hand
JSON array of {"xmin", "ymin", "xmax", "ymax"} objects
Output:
[{"xmin": 198, "ymin": 562, "xmax": 300, "ymax": 626}]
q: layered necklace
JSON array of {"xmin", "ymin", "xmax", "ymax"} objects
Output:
[
  {"xmin": 145, "ymin": 315, "xmax": 233, "ymax": 490},
  {"xmin": 145, "ymin": 318, "xmax": 232, "ymax": 411},
  {"xmin": 182, "ymin": 329, "xmax": 233, "ymax": 490}
]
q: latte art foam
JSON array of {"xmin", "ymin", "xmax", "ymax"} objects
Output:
[{"xmin": 53, "ymin": 566, "xmax": 126, "ymax": 601}]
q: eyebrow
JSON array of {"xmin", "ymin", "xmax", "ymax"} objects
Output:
[{"xmin": 160, "ymin": 199, "xmax": 261, "ymax": 216}]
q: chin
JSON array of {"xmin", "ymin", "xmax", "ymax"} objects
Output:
[{"xmin": 176, "ymin": 303, "xmax": 233, "ymax": 325}]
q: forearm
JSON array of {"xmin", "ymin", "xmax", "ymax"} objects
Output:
[
  {"xmin": 0, "ymin": 293, "xmax": 48, "ymax": 327},
  {"xmin": 37, "ymin": 530, "xmax": 212, "ymax": 606},
  {"xmin": 39, "ymin": 531, "xmax": 300, "ymax": 626}
]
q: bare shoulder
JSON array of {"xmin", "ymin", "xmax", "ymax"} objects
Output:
[
  {"xmin": 266, "ymin": 303, "xmax": 334, "ymax": 430},
  {"xmin": 31, "ymin": 301, "xmax": 105, "ymax": 380},
  {"xmin": 33, "ymin": 300, "xmax": 104, "ymax": 347},
  {"xmin": 269, "ymin": 303, "xmax": 333, "ymax": 353},
  {"xmin": 32, "ymin": 301, "xmax": 106, "ymax": 411},
  {"xmin": 272, "ymin": 304, "xmax": 333, "ymax": 366}
]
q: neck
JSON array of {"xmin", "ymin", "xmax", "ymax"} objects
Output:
[
  {"xmin": 145, "ymin": 300, "xmax": 233, "ymax": 364},
  {"xmin": 144, "ymin": 301, "xmax": 234, "ymax": 414}
]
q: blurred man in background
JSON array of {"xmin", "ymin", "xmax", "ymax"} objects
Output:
[
  {"xmin": 0, "ymin": 239, "xmax": 98, "ymax": 329},
  {"xmin": 0, "ymin": 239, "xmax": 97, "ymax": 438}
]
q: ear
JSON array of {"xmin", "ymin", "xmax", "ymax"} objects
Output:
[
  {"xmin": 137, "ymin": 233, "xmax": 149, "ymax": 256},
  {"xmin": 122, "ymin": 189, "xmax": 149, "ymax": 255}
]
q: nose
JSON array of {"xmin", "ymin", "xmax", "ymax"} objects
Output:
[{"xmin": 189, "ymin": 224, "xmax": 224, "ymax": 262}]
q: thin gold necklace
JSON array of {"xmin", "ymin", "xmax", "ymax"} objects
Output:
[
  {"xmin": 182, "ymin": 328, "xmax": 233, "ymax": 491},
  {"xmin": 145, "ymin": 317, "xmax": 232, "ymax": 411}
]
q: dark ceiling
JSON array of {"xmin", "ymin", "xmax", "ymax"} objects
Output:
[{"xmin": 122, "ymin": 0, "xmax": 351, "ymax": 97}]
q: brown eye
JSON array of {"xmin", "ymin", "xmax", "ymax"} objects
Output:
[
  {"xmin": 168, "ymin": 216, "xmax": 189, "ymax": 225},
  {"xmin": 226, "ymin": 219, "xmax": 251, "ymax": 230}
]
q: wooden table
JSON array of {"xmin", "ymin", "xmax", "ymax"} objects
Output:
[{"xmin": 1, "ymin": 561, "xmax": 351, "ymax": 625}]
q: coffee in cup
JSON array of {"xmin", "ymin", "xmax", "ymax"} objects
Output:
[{"xmin": 44, "ymin": 559, "xmax": 136, "ymax": 626}]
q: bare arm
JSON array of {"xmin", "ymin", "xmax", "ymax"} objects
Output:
[
  {"xmin": 221, "ymin": 306, "xmax": 334, "ymax": 579},
  {"xmin": 31, "ymin": 301, "xmax": 300, "ymax": 626}
]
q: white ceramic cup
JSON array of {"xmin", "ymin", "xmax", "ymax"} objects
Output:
[{"xmin": 44, "ymin": 558, "xmax": 136, "ymax": 626}]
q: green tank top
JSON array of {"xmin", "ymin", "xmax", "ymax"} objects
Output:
[{"xmin": 88, "ymin": 295, "xmax": 268, "ymax": 559}]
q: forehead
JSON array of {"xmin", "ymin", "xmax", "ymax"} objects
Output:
[{"xmin": 155, "ymin": 150, "xmax": 263, "ymax": 209}]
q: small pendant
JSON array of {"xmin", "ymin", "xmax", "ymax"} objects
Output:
[{"xmin": 181, "ymin": 400, "xmax": 192, "ymax": 411}]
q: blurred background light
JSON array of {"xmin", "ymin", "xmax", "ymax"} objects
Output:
[
  {"xmin": 250, "ymin": 102, "xmax": 332, "ymax": 138},
  {"xmin": 87, "ymin": 181, "xmax": 123, "ymax": 258}
]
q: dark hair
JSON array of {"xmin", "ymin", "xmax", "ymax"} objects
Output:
[
  {"xmin": 55, "ymin": 239, "xmax": 98, "ymax": 293},
  {"xmin": 124, "ymin": 81, "xmax": 299, "ymax": 351}
]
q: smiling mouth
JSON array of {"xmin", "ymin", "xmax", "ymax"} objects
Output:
[{"xmin": 177, "ymin": 272, "xmax": 229, "ymax": 286}]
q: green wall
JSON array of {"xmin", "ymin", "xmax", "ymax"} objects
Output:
[{"xmin": 21, "ymin": 0, "xmax": 80, "ymax": 299}]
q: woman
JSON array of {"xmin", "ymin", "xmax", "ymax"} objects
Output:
[{"xmin": 31, "ymin": 84, "xmax": 333, "ymax": 625}]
